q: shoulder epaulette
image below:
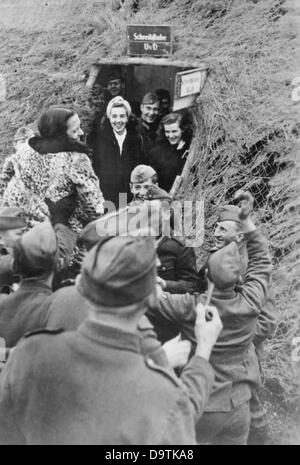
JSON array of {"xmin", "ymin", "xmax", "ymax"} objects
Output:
[
  {"xmin": 145, "ymin": 357, "xmax": 182, "ymax": 388},
  {"xmin": 24, "ymin": 328, "xmax": 65, "ymax": 338}
]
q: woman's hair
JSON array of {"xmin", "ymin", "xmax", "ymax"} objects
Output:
[
  {"xmin": 106, "ymin": 96, "xmax": 132, "ymax": 119},
  {"xmin": 13, "ymin": 239, "xmax": 56, "ymax": 279},
  {"xmin": 156, "ymin": 111, "xmax": 194, "ymax": 143},
  {"xmin": 38, "ymin": 106, "xmax": 77, "ymax": 138}
]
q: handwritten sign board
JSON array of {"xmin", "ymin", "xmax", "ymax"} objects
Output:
[
  {"xmin": 127, "ymin": 25, "xmax": 172, "ymax": 57},
  {"xmin": 173, "ymin": 67, "xmax": 208, "ymax": 111}
]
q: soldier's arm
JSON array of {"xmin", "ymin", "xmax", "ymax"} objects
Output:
[
  {"xmin": 146, "ymin": 292, "xmax": 197, "ymax": 343},
  {"xmin": 54, "ymin": 224, "xmax": 78, "ymax": 270},
  {"xmin": 253, "ymin": 279, "xmax": 277, "ymax": 347},
  {"xmin": 0, "ymin": 349, "xmax": 26, "ymax": 444},
  {"xmin": 235, "ymin": 190, "xmax": 272, "ymax": 314},
  {"xmin": 165, "ymin": 247, "xmax": 200, "ymax": 294},
  {"xmin": 240, "ymin": 228, "xmax": 272, "ymax": 314}
]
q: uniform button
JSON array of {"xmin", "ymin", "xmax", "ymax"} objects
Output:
[{"xmin": 147, "ymin": 358, "xmax": 154, "ymax": 367}]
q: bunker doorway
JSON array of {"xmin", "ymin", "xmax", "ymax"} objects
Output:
[{"xmin": 86, "ymin": 58, "xmax": 209, "ymax": 113}]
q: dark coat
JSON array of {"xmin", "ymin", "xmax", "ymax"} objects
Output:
[
  {"xmin": 0, "ymin": 278, "xmax": 52, "ymax": 347},
  {"xmin": 91, "ymin": 122, "xmax": 145, "ymax": 207},
  {"xmin": 157, "ymin": 236, "xmax": 200, "ymax": 295},
  {"xmin": 0, "ymin": 320, "xmax": 214, "ymax": 444},
  {"xmin": 148, "ymin": 139, "xmax": 190, "ymax": 192},
  {"xmin": 147, "ymin": 228, "xmax": 272, "ymax": 412},
  {"xmin": 135, "ymin": 118, "xmax": 159, "ymax": 158}
]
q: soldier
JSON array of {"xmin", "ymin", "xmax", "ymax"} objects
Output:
[
  {"xmin": 46, "ymin": 203, "xmax": 191, "ymax": 370},
  {"xmin": 0, "ymin": 234, "xmax": 222, "ymax": 445},
  {"xmin": 106, "ymin": 73, "xmax": 126, "ymax": 99},
  {"xmin": 0, "ymin": 221, "xmax": 61, "ymax": 348},
  {"xmin": 200, "ymin": 203, "xmax": 276, "ymax": 444},
  {"xmin": 146, "ymin": 190, "xmax": 273, "ymax": 445},
  {"xmin": 135, "ymin": 92, "xmax": 160, "ymax": 156},
  {"xmin": 129, "ymin": 165, "xmax": 200, "ymax": 298}
]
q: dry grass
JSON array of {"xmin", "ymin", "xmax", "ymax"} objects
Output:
[{"xmin": 0, "ymin": 0, "xmax": 299, "ymax": 442}]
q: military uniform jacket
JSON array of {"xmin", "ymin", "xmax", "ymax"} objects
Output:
[
  {"xmin": 0, "ymin": 320, "xmax": 214, "ymax": 445},
  {"xmin": 42, "ymin": 285, "xmax": 169, "ymax": 367},
  {"xmin": 157, "ymin": 236, "xmax": 199, "ymax": 295},
  {"xmin": 147, "ymin": 228, "xmax": 272, "ymax": 412},
  {"xmin": 0, "ymin": 278, "xmax": 52, "ymax": 347}
]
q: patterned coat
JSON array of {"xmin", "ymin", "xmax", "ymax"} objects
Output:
[{"xmin": 0, "ymin": 143, "xmax": 104, "ymax": 232}]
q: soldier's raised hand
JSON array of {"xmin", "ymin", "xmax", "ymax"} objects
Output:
[
  {"xmin": 234, "ymin": 189, "xmax": 256, "ymax": 233},
  {"xmin": 234, "ymin": 189, "xmax": 254, "ymax": 220}
]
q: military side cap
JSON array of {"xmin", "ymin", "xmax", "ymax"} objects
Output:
[
  {"xmin": 107, "ymin": 72, "xmax": 123, "ymax": 82},
  {"xmin": 144, "ymin": 185, "xmax": 173, "ymax": 203},
  {"xmin": 20, "ymin": 221, "xmax": 58, "ymax": 269},
  {"xmin": 142, "ymin": 92, "xmax": 159, "ymax": 105},
  {"xmin": 217, "ymin": 205, "xmax": 241, "ymax": 225},
  {"xmin": 80, "ymin": 203, "xmax": 161, "ymax": 249},
  {"xmin": 0, "ymin": 207, "xmax": 26, "ymax": 231},
  {"xmin": 77, "ymin": 235, "xmax": 157, "ymax": 308},
  {"xmin": 130, "ymin": 165, "xmax": 157, "ymax": 183},
  {"xmin": 207, "ymin": 241, "xmax": 241, "ymax": 290}
]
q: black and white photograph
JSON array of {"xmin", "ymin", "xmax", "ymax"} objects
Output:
[{"xmin": 0, "ymin": 0, "xmax": 299, "ymax": 448}]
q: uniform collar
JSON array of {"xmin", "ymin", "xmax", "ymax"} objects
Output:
[
  {"xmin": 78, "ymin": 319, "xmax": 141, "ymax": 354},
  {"xmin": 18, "ymin": 277, "xmax": 52, "ymax": 293}
]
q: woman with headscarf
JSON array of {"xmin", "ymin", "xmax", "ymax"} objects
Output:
[
  {"xmin": 1, "ymin": 106, "xmax": 104, "ymax": 231},
  {"xmin": 91, "ymin": 96, "xmax": 145, "ymax": 208},
  {"xmin": 148, "ymin": 112, "xmax": 194, "ymax": 192}
]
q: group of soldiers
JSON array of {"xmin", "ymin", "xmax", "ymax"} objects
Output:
[{"xmin": 0, "ymin": 73, "xmax": 276, "ymax": 445}]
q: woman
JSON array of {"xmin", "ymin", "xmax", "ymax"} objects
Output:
[
  {"xmin": 148, "ymin": 112, "xmax": 194, "ymax": 192},
  {"xmin": 1, "ymin": 106, "xmax": 104, "ymax": 231},
  {"xmin": 91, "ymin": 96, "xmax": 145, "ymax": 208}
]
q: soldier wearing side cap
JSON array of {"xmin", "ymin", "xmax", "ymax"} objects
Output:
[
  {"xmin": 0, "ymin": 221, "xmax": 64, "ymax": 348},
  {"xmin": 0, "ymin": 234, "xmax": 223, "ymax": 445},
  {"xmin": 129, "ymin": 165, "xmax": 200, "ymax": 301},
  {"xmin": 146, "ymin": 190, "xmax": 273, "ymax": 445},
  {"xmin": 198, "ymin": 203, "xmax": 276, "ymax": 444},
  {"xmin": 42, "ymin": 203, "xmax": 190, "ymax": 371},
  {"xmin": 135, "ymin": 92, "xmax": 161, "ymax": 157}
]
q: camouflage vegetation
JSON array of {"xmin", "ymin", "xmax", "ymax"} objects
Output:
[{"xmin": 0, "ymin": 0, "xmax": 299, "ymax": 444}]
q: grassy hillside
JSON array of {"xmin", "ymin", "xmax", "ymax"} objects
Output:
[{"xmin": 0, "ymin": 0, "xmax": 299, "ymax": 444}]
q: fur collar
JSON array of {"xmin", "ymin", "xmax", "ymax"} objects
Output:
[{"xmin": 29, "ymin": 135, "xmax": 90, "ymax": 155}]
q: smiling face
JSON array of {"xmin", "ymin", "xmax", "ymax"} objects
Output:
[
  {"xmin": 107, "ymin": 78, "xmax": 123, "ymax": 97},
  {"xmin": 109, "ymin": 105, "xmax": 128, "ymax": 135},
  {"xmin": 130, "ymin": 178, "xmax": 157, "ymax": 201},
  {"xmin": 213, "ymin": 220, "xmax": 244, "ymax": 249},
  {"xmin": 164, "ymin": 121, "xmax": 183, "ymax": 146},
  {"xmin": 66, "ymin": 113, "xmax": 84, "ymax": 142},
  {"xmin": 140, "ymin": 101, "xmax": 160, "ymax": 125}
]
